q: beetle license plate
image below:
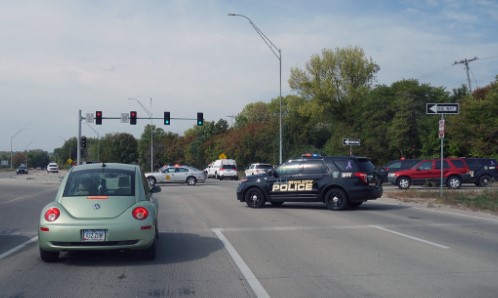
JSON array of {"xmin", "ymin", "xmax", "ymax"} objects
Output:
[{"xmin": 82, "ymin": 229, "xmax": 106, "ymax": 241}]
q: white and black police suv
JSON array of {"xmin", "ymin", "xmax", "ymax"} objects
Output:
[{"xmin": 236, "ymin": 154, "xmax": 383, "ymax": 210}]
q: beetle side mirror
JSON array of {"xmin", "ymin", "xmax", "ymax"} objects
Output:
[{"xmin": 151, "ymin": 185, "xmax": 161, "ymax": 193}]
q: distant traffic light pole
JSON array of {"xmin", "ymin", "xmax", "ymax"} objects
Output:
[
  {"xmin": 228, "ymin": 13, "xmax": 283, "ymax": 164},
  {"xmin": 76, "ymin": 109, "xmax": 203, "ymax": 167}
]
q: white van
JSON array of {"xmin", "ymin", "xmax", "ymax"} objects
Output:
[{"xmin": 207, "ymin": 159, "xmax": 238, "ymax": 180}]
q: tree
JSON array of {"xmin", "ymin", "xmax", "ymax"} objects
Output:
[
  {"xmin": 101, "ymin": 133, "xmax": 138, "ymax": 164},
  {"xmin": 447, "ymin": 78, "xmax": 498, "ymax": 157},
  {"xmin": 235, "ymin": 102, "xmax": 272, "ymax": 128},
  {"xmin": 288, "ymin": 47, "xmax": 379, "ymax": 122}
]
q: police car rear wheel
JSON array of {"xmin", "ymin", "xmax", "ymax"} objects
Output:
[
  {"xmin": 324, "ymin": 189, "xmax": 348, "ymax": 210},
  {"xmin": 245, "ymin": 188, "xmax": 265, "ymax": 208}
]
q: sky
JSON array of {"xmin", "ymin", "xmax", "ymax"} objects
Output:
[{"xmin": 1, "ymin": 0, "xmax": 497, "ymax": 153}]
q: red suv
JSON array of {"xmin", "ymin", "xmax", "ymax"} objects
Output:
[{"xmin": 387, "ymin": 158, "xmax": 470, "ymax": 189}]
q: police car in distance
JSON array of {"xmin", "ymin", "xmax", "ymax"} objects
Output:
[{"xmin": 236, "ymin": 154, "xmax": 383, "ymax": 210}]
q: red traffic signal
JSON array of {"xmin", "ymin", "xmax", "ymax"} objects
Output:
[
  {"xmin": 95, "ymin": 111, "xmax": 102, "ymax": 125},
  {"xmin": 130, "ymin": 111, "xmax": 137, "ymax": 125}
]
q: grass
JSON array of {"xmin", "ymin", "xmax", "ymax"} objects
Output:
[{"xmin": 387, "ymin": 188, "xmax": 498, "ymax": 215}]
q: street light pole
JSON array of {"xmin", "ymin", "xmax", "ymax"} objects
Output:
[
  {"xmin": 10, "ymin": 128, "xmax": 26, "ymax": 169},
  {"xmin": 129, "ymin": 98, "xmax": 154, "ymax": 172},
  {"xmin": 228, "ymin": 13, "xmax": 283, "ymax": 164}
]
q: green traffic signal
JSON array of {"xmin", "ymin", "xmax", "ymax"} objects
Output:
[
  {"xmin": 164, "ymin": 112, "xmax": 170, "ymax": 125},
  {"xmin": 197, "ymin": 112, "xmax": 203, "ymax": 126}
]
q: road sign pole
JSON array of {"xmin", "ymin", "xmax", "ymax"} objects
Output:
[{"xmin": 440, "ymin": 114, "xmax": 444, "ymax": 197}]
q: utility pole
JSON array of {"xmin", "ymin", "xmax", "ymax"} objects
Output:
[{"xmin": 453, "ymin": 57, "xmax": 478, "ymax": 92}]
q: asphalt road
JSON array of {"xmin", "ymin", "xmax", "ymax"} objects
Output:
[{"xmin": 1, "ymin": 172, "xmax": 497, "ymax": 297}]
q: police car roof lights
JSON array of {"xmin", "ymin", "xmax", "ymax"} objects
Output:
[{"xmin": 301, "ymin": 153, "xmax": 322, "ymax": 158}]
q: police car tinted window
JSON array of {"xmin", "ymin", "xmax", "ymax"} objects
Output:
[
  {"xmin": 333, "ymin": 159, "xmax": 361, "ymax": 171},
  {"xmin": 276, "ymin": 161, "xmax": 300, "ymax": 175},
  {"xmin": 356, "ymin": 158, "xmax": 376, "ymax": 172},
  {"xmin": 302, "ymin": 160, "xmax": 326, "ymax": 174}
]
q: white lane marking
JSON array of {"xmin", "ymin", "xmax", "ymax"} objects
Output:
[
  {"xmin": 213, "ymin": 223, "xmax": 450, "ymax": 297},
  {"xmin": 0, "ymin": 188, "xmax": 55, "ymax": 204},
  {"xmin": 0, "ymin": 236, "xmax": 38, "ymax": 259},
  {"xmin": 212, "ymin": 228, "xmax": 270, "ymax": 298},
  {"xmin": 369, "ymin": 225, "xmax": 450, "ymax": 249},
  {"xmin": 375, "ymin": 201, "xmax": 498, "ymax": 223}
]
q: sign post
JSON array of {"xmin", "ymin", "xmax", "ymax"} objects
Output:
[
  {"xmin": 343, "ymin": 138, "xmax": 360, "ymax": 155},
  {"xmin": 426, "ymin": 103, "xmax": 459, "ymax": 196}
]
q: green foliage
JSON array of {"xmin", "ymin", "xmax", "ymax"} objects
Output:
[{"xmin": 446, "ymin": 81, "xmax": 498, "ymax": 158}]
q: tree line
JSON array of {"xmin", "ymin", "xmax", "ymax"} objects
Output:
[{"xmin": 5, "ymin": 47, "xmax": 497, "ymax": 172}]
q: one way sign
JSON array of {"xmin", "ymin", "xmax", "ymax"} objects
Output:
[
  {"xmin": 426, "ymin": 103, "xmax": 459, "ymax": 114},
  {"xmin": 343, "ymin": 138, "xmax": 360, "ymax": 146}
]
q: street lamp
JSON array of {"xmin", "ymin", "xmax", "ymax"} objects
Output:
[
  {"xmin": 228, "ymin": 13, "xmax": 283, "ymax": 164},
  {"xmin": 10, "ymin": 128, "xmax": 26, "ymax": 169},
  {"xmin": 129, "ymin": 97, "xmax": 154, "ymax": 172}
]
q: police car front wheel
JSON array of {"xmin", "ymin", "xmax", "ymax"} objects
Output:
[
  {"xmin": 324, "ymin": 189, "xmax": 349, "ymax": 211},
  {"xmin": 244, "ymin": 188, "xmax": 266, "ymax": 208}
]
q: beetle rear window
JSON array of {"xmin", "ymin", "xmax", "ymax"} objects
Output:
[{"xmin": 64, "ymin": 169, "xmax": 135, "ymax": 197}]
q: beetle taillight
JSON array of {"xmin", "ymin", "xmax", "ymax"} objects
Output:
[
  {"xmin": 132, "ymin": 207, "xmax": 149, "ymax": 220},
  {"xmin": 44, "ymin": 208, "xmax": 60, "ymax": 222}
]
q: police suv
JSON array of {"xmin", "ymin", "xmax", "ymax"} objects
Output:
[{"xmin": 236, "ymin": 154, "xmax": 383, "ymax": 210}]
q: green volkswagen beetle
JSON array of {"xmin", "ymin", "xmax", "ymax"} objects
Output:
[{"xmin": 38, "ymin": 163, "xmax": 161, "ymax": 262}]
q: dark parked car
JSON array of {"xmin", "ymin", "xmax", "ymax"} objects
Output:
[
  {"xmin": 387, "ymin": 158, "xmax": 470, "ymax": 189},
  {"xmin": 378, "ymin": 159, "xmax": 421, "ymax": 182},
  {"xmin": 236, "ymin": 155, "xmax": 383, "ymax": 210},
  {"xmin": 464, "ymin": 158, "xmax": 498, "ymax": 186},
  {"xmin": 16, "ymin": 164, "xmax": 29, "ymax": 174}
]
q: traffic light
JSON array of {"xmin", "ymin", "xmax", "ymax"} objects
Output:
[
  {"xmin": 95, "ymin": 111, "xmax": 102, "ymax": 125},
  {"xmin": 81, "ymin": 136, "xmax": 87, "ymax": 148},
  {"xmin": 197, "ymin": 112, "xmax": 203, "ymax": 126},
  {"xmin": 164, "ymin": 112, "xmax": 170, "ymax": 125},
  {"xmin": 130, "ymin": 111, "xmax": 137, "ymax": 125}
]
